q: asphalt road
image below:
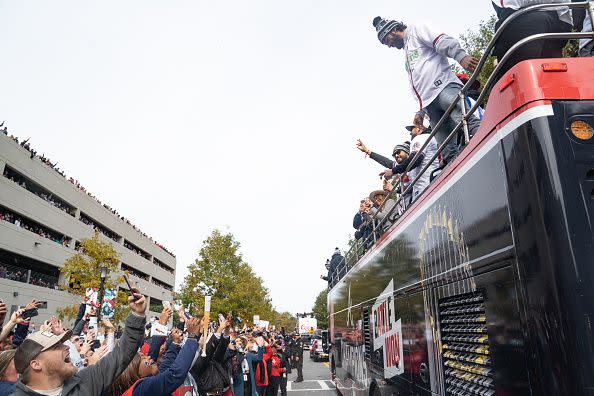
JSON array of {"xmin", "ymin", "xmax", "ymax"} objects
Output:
[{"xmin": 287, "ymin": 351, "xmax": 336, "ymax": 395}]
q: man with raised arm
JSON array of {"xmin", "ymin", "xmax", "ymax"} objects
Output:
[
  {"xmin": 372, "ymin": 17, "xmax": 481, "ymax": 165},
  {"xmin": 12, "ymin": 289, "xmax": 147, "ymax": 396}
]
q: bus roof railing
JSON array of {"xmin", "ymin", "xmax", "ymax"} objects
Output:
[{"xmin": 329, "ymin": 1, "xmax": 594, "ymax": 289}]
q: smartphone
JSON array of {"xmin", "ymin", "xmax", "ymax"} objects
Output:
[
  {"xmin": 122, "ymin": 275, "xmax": 139, "ymax": 300},
  {"xmin": 38, "ymin": 301, "xmax": 48, "ymax": 309},
  {"xmin": 91, "ymin": 339, "xmax": 101, "ymax": 350},
  {"xmin": 162, "ymin": 300, "xmax": 171, "ymax": 310},
  {"xmin": 22, "ymin": 308, "xmax": 39, "ymax": 319}
]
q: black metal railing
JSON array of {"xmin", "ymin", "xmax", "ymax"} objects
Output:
[{"xmin": 328, "ymin": 1, "xmax": 594, "ymax": 289}]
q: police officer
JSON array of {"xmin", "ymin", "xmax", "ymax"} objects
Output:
[{"xmin": 291, "ymin": 333, "xmax": 304, "ymax": 383}]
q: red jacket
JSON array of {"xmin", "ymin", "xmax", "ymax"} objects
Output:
[
  {"xmin": 270, "ymin": 354, "xmax": 286, "ymax": 377},
  {"xmin": 255, "ymin": 346, "xmax": 273, "ymax": 386}
]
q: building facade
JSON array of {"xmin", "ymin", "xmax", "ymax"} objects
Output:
[{"xmin": 0, "ymin": 132, "xmax": 176, "ymax": 323}]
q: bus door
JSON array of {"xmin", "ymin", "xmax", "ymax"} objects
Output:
[{"xmin": 407, "ymin": 291, "xmax": 434, "ymax": 395}]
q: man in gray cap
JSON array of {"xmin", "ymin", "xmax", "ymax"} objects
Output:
[
  {"xmin": 372, "ymin": 16, "xmax": 481, "ymax": 165},
  {"xmin": 12, "ymin": 289, "xmax": 147, "ymax": 396}
]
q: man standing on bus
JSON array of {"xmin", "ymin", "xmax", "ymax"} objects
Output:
[{"xmin": 372, "ymin": 17, "xmax": 481, "ymax": 165}]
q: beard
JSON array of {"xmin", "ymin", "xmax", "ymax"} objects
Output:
[
  {"xmin": 393, "ymin": 36, "xmax": 404, "ymax": 49},
  {"xmin": 47, "ymin": 358, "xmax": 77, "ymax": 381}
]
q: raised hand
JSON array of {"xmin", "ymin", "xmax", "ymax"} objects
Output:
[
  {"xmin": 356, "ymin": 139, "xmax": 370, "ymax": 155},
  {"xmin": 87, "ymin": 345, "xmax": 108, "ymax": 365},
  {"xmin": 127, "ymin": 288, "xmax": 146, "ymax": 316},
  {"xmin": 186, "ymin": 317, "xmax": 201, "ymax": 335},
  {"xmin": 25, "ymin": 299, "xmax": 42, "ymax": 310},
  {"xmin": 0, "ymin": 302, "xmax": 7, "ymax": 323},
  {"xmin": 159, "ymin": 307, "xmax": 172, "ymax": 325},
  {"xmin": 460, "ymin": 55, "xmax": 479, "ymax": 73}
]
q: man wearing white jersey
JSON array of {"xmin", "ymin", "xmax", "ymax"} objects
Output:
[
  {"xmin": 379, "ymin": 124, "xmax": 440, "ymax": 201},
  {"xmin": 491, "ymin": 0, "xmax": 573, "ymax": 80},
  {"xmin": 372, "ymin": 17, "xmax": 481, "ymax": 165}
]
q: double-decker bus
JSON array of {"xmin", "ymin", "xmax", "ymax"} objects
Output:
[{"xmin": 328, "ymin": 3, "xmax": 594, "ymax": 395}]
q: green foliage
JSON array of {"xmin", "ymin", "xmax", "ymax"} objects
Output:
[
  {"xmin": 312, "ymin": 289, "xmax": 328, "ymax": 329},
  {"xmin": 178, "ymin": 230, "xmax": 273, "ymax": 323},
  {"xmin": 269, "ymin": 310, "xmax": 298, "ymax": 332},
  {"xmin": 459, "ymin": 15, "xmax": 497, "ymax": 90},
  {"xmin": 57, "ymin": 232, "xmax": 129, "ymax": 324}
]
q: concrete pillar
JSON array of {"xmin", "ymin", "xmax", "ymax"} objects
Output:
[{"xmin": 0, "ymin": 159, "xmax": 6, "ymax": 175}]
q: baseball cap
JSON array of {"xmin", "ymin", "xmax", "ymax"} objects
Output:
[{"xmin": 14, "ymin": 330, "xmax": 72, "ymax": 374}]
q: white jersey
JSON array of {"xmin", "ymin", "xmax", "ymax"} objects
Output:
[
  {"xmin": 409, "ymin": 133, "xmax": 440, "ymax": 199},
  {"xmin": 404, "ymin": 24, "xmax": 461, "ymax": 110},
  {"xmin": 491, "ymin": 0, "xmax": 572, "ymax": 26}
]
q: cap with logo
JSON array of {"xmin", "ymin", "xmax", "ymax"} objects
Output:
[{"xmin": 14, "ymin": 330, "xmax": 72, "ymax": 374}]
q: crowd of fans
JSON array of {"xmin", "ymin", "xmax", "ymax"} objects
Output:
[
  {"xmin": 2, "ymin": 128, "xmax": 176, "ymax": 258},
  {"xmin": 3, "ymin": 169, "xmax": 75, "ymax": 216},
  {"xmin": 321, "ymin": 1, "xmax": 594, "ymax": 287},
  {"xmin": 0, "ymin": 294, "xmax": 308, "ymax": 396},
  {"xmin": 79, "ymin": 215, "xmax": 120, "ymax": 243},
  {"xmin": 0, "ymin": 265, "xmax": 59, "ymax": 291},
  {"xmin": 0, "ymin": 209, "xmax": 70, "ymax": 248}
]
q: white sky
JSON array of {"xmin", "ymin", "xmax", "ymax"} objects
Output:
[{"xmin": 0, "ymin": 0, "xmax": 493, "ymax": 315}]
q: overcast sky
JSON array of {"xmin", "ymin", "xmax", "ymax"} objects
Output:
[{"xmin": 0, "ymin": 0, "xmax": 493, "ymax": 315}]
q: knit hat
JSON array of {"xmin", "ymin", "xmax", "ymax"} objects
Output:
[
  {"xmin": 373, "ymin": 16, "xmax": 407, "ymax": 44},
  {"xmin": 392, "ymin": 141, "xmax": 410, "ymax": 156}
]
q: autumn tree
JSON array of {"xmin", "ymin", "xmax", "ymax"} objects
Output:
[
  {"xmin": 57, "ymin": 232, "xmax": 129, "ymax": 323},
  {"xmin": 312, "ymin": 289, "xmax": 328, "ymax": 329},
  {"xmin": 178, "ymin": 230, "xmax": 273, "ymax": 323},
  {"xmin": 459, "ymin": 15, "xmax": 497, "ymax": 90}
]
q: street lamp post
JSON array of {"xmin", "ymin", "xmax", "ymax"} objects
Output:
[{"xmin": 97, "ymin": 265, "xmax": 109, "ymax": 322}]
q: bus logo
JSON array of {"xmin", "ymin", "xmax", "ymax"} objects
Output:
[{"xmin": 372, "ymin": 279, "xmax": 404, "ymax": 378}]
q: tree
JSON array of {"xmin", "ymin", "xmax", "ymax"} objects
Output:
[
  {"xmin": 178, "ymin": 230, "xmax": 273, "ymax": 323},
  {"xmin": 312, "ymin": 289, "xmax": 328, "ymax": 329},
  {"xmin": 459, "ymin": 15, "xmax": 497, "ymax": 91},
  {"xmin": 57, "ymin": 232, "xmax": 129, "ymax": 323}
]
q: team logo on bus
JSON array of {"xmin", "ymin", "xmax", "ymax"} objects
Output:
[{"xmin": 372, "ymin": 279, "xmax": 404, "ymax": 378}]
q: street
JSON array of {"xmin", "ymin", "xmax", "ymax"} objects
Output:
[{"xmin": 287, "ymin": 353, "xmax": 336, "ymax": 395}]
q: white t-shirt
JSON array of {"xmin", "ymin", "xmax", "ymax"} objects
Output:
[
  {"xmin": 404, "ymin": 24, "xmax": 461, "ymax": 110},
  {"xmin": 491, "ymin": 0, "xmax": 572, "ymax": 26},
  {"xmin": 409, "ymin": 134, "xmax": 440, "ymax": 199}
]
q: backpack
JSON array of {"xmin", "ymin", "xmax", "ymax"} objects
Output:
[{"xmin": 196, "ymin": 360, "xmax": 231, "ymax": 395}]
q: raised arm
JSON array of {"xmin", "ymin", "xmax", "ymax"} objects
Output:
[{"xmin": 78, "ymin": 289, "xmax": 147, "ymax": 395}]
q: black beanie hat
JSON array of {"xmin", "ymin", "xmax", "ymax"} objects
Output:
[{"xmin": 373, "ymin": 16, "xmax": 407, "ymax": 44}]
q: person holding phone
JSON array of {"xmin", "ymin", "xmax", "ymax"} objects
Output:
[{"xmin": 12, "ymin": 288, "xmax": 147, "ymax": 396}]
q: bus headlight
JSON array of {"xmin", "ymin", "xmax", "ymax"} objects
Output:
[{"xmin": 570, "ymin": 120, "xmax": 594, "ymax": 140}]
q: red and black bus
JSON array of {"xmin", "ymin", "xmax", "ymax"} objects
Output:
[{"xmin": 328, "ymin": 5, "xmax": 594, "ymax": 396}]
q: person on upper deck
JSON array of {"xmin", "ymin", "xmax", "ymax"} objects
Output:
[
  {"xmin": 491, "ymin": 0, "xmax": 573, "ymax": 81},
  {"xmin": 369, "ymin": 189, "xmax": 397, "ymax": 234},
  {"xmin": 353, "ymin": 198, "xmax": 373, "ymax": 248},
  {"xmin": 372, "ymin": 17, "xmax": 481, "ymax": 165},
  {"xmin": 356, "ymin": 140, "xmax": 413, "ymax": 211},
  {"xmin": 380, "ymin": 121, "xmax": 440, "ymax": 201},
  {"xmin": 580, "ymin": 13, "xmax": 593, "ymax": 57},
  {"xmin": 329, "ymin": 248, "xmax": 344, "ymax": 279}
]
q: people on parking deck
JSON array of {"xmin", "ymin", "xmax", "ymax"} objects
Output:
[{"xmin": 372, "ymin": 16, "xmax": 481, "ymax": 165}]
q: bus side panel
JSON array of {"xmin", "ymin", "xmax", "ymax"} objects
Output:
[{"xmin": 502, "ymin": 103, "xmax": 594, "ymax": 395}]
